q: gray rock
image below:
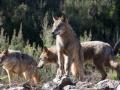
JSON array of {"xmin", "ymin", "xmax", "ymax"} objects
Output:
[
  {"xmin": 41, "ymin": 81, "xmax": 59, "ymax": 90},
  {"xmin": 41, "ymin": 77, "xmax": 74, "ymax": 90},
  {"xmin": 116, "ymin": 84, "xmax": 120, "ymax": 90},
  {"xmin": 7, "ymin": 87, "xmax": 24, "ymax": 90},
  {"xmin": 0, "ymin": 79, "xmax": 120, "ymax": 90},
  {"xmin": 42, "ymin": 79, "xmax": 120, "ymax": 90},
  {"xmin": 93, "ymin": 79, "xmax": 120, "ymax": 90}
]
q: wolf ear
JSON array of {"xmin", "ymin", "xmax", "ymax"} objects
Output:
[
  {"xmin": 53, "ymin": 16, "xmax": 59, "ymax": 22},
  {"xmin": 43, "ymin": 47, "xmax": 49, "ymax": 53},
  {"xmin": 60, "ymin": 15, "xmax": 68, "ymax": 23}
]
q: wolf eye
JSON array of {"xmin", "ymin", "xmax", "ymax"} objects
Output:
[
  {"xmin": 46, "ymin": 53, "xmax": 49, "ymax": 56},
  {"xmin": 57, "ymin": 25, "xmax": 61, "ymax": 28},
  {"xmin": 58, "ymin": 23, "xmax": 64, "ymax": 28}
]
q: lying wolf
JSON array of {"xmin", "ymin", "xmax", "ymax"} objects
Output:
[
  {"xmin": 0, "ymin": 50, "xmax": 40, "ymax": 84},
  {"xmin": 38, "ymin": 41, "xmax": 120, "ymax": 80}
]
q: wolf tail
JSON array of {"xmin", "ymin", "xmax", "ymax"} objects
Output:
[
  {"xmin": 71, "ymin": 44, "xmax": 85, "ymax": 81},
  {"xmin": 113, "ymin": 39, "xmax": 120, "ymax": 55}
]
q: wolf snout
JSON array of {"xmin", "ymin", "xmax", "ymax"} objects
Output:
[
  {"xmin": 37, "ymin": 61, "xmax": 44, "ymax": 69},
  {"xmin": 51, "ymin": 32, "xmax": 57, "ymax": 39},
  {"xmin": 37, "ymin": 64, "xmax": 44, "ymax": 69},
  {"xmin": 51, "ymin": 32, "xmax": 55, "ymax": 36}
]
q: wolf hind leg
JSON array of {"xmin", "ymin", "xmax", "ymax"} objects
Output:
[
  {"xmin": 6, "ymin": 70, "xmax": 13, "ymax": 85},
  {"xmin": 77, "ymin": 53, "xmax": 85, "ymax": 81},
  {"xmin": 71, "ymin": 62, "xmax": 80, "ymax": 81},
  {"xmin": 71, "ymin": 62, "xmax": 77, "ymax": 77},
  {"xmin": 23, "ymin": 72, "xmax": 28, "ymax": 80},
  {"xmin": 93, "ymin": 59, "xmax": 107, "ymax": 80}
]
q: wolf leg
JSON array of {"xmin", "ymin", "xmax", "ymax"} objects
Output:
[
  {"xmin": 6, "ymin": 70, "xmax": 12, "ymax": 84},
  {"xmin": 94, "ymin": 60, "xmax": 107, "ymax": 80},
  {"xmin": 57, "ymin": 52, "xmax": 64, "ymax": 77},
  {"xmin": 23, "ymin": 72, "xmax": 27, "ymax": 80},
  {"xmin": 63, "ymin": 54, "xmax": 71, "ymax": 77},
  {"xmin": 71, "ymin": 62, "xmax": 77, "ymax": 78},
  {"xmin": 53, "ymin": 52, "xmax": 64, "ymax": 82}
]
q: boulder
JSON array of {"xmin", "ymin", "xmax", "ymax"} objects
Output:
[{"xmin": 42, "ymin": 79, "xmax": 120, "ymax": 90}]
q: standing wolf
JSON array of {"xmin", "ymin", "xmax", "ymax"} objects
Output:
[
  {"xmin": 51, "ymin": 14, "xmax": 85, "ymax": 81},
  {"xmin": 0, "ymin": 50, "xmax": 40, "ymax": 84},
  {"xmin": 38, "ymin": 41, "xmax": 120, "ymax": 80}
]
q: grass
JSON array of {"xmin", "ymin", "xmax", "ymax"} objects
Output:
[
  {"xmin": 108, "ymin": 70, "xmax": 117, "ymax": 80},
  {"xmin": 0, "ymin": 75, "xmax": 7, "ymax": 81}
]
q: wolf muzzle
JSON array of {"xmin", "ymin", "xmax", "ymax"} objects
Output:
[
  {"xmin": 37, "ymin": 65, "xmax": 44, "ymax": 69},
  {"xmin": 51, "ymin": 32, "xmax": 57, "ymax": 39},
  {"xmin": 37, "ymin": 60, "xmax": 45, "ymax": 69}
]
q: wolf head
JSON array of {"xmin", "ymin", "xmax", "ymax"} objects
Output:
[
  {"xmin": 37, "ymin": 47, "xmax": 48, "ymax": 68},
  {"xmin": 37, "ymin": 47, "xmax": 57, "ymax": 68},
  {"xmin": 0, "ymin": 50, "xmax": 8, "ymax": 65},
  {"xmin": 52, "ymin": 14, "xmax": 68, "ymax": 37}
]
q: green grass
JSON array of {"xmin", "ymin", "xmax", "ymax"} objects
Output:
[
  {"xmin": 0, "ymin": 75, "xmax": 8, "ymax": 80},
  {"xmin": 108, "ymin": 70, "xmax": 117, "ymax": 80}
]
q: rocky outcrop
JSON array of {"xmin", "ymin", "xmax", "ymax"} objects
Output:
[
  {"xmin": 41, "ymin": 79, "xmax": 120, "ymax": 90},
  {"xmin": 0, "ymin": 79, "xmax": 120, "ymax": 90},
  {"xmin": 41, "ymin": 77, "xmax": 74, "ymax": 90}
]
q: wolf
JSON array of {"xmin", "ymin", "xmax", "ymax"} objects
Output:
[
  {"xmin": 50, "ymin": 14, "xmax": 85, "ymax": 81},
  {"xmin": 38, "ymin": 41, "xmax": 120, "ymax": 80},
  {"xmin": 0, "ymin": 50, "xmax": 40, "ymax": 84}
]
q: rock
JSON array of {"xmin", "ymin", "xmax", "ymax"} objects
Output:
[
  {"xmin": 75, "ymin": 81, "xmax": 93, "ymax": 90},
  {"xmin": 22, "ymin": 82, "xmax": 32, "ymax": 90},
  {"xmin": 0, "ymin": 84, "xmax": 6, "ymax": 90},
  {"xmin": 116, "ymin": 84, "xmax": 120, "ymax": 90},
  {"xmin": 93, "ymin": 79, "xmax": 120, "ymax": 90},
  {"xmin": 41, "ymin": 77, "xmax": 74, "ymax": 90},
  {"xmin": 42, "ymin": 79, "xmax": 120, "ymax": 90},
  {"xmin": 7, "ymin": 86, "xmax": 24, "ymax": 90},
  {"xmin": 64, "ymin": 81, "xmax": 94, "ymax": 90},
  {"xmin": 0, "ymin": 82, "xmax": 34, "ymax": 90},
  {"xmin": 0, "ymin": 79, "xmax": 120, "ymax": 90},
  {"xmin": 63, "ymin": 85, "xmax": 76, "ymax": 90},
  {"xmin": 41, "ymin": 81, "xmax": 59, "ymax": 90}
]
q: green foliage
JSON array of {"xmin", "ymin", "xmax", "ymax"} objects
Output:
[
  {"xmin": 0, "ymin": 28, "xmax": 9, "ymax": 51},
  {"xmin": 0, "ymin": 24, "xmax": 41, "ymax": 59},
  {"xmin": 108, "ymin": 70, "xmax": 117, "ymax": 80},
  {"xmin": 9, "ymin": 23, "xmax": 24, "ymax": 50},
  {"xmin": 80, "ymin": 31, "xmax": 92, "ymax": 42},
  {"xmin": 23, "ymin": 41, "xmax": 41, "ymax": 59},
  {"xmin": 63, "ymin": 0, "xmax": 120, "ymax": 43},
  {"xmin": 42, "ymin": 12, "xmax": 54, "ymax": 47},
  {"xmin": 0, "ymin": 0, "xmax": 120, "ymax": 46}
]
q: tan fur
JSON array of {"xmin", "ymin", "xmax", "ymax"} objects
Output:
[
  {"xmin": 0, "ymin": 50, "xmax": 40, "ymax": 84},
  {"xmin": 51, "ymin": 15, "xmax": 85, "ymax": 80},
  {"xmin": 38, "ymin": 41, "xmax": 120, "ymax": 80}
]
